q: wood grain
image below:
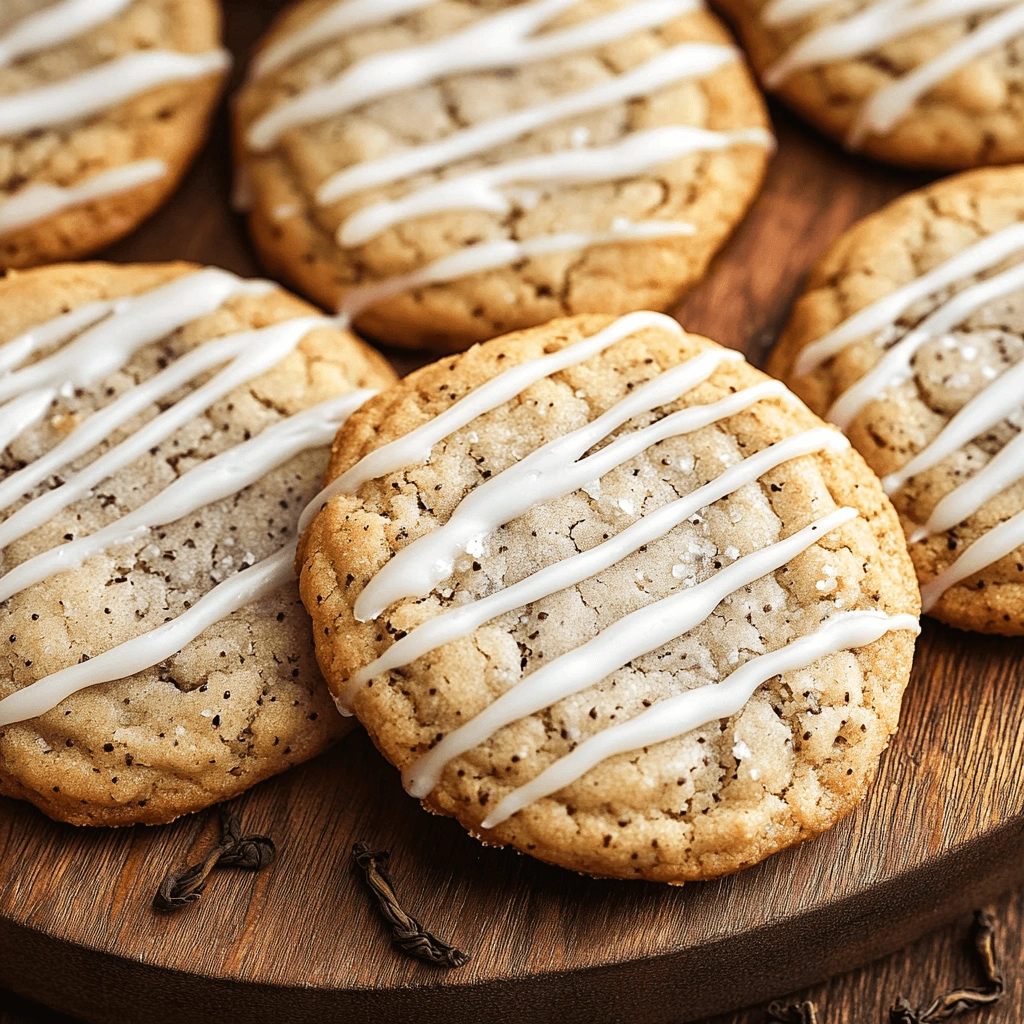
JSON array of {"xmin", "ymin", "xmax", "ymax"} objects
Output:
[{"xmin": 1, "ymin": 3, "xmax": 1022, "ymax": 1023}]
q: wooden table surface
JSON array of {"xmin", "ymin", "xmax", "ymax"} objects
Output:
[{"xmin": 3, "ymin": 882, "xmax": 1021, "ymax": 1024}]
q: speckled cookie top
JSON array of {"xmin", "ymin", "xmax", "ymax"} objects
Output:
[
  {"xmin": 0, "ymin": 0, "xmax": 229, "ymax": 268},
  {"xmin": 712, "ymin": 0, "xmax": 1024, "ymax": 169},
  {"xmin": 0, "ymin": 261, "xmax": 396, "ymax": 826},
  {"xmin": 234, "ymin": 0, "xmax": 772, "ymax": 351},
  {"xmin": 299, "ymin": 312, "xmax": 919, "ymax": 882},
  {"xmin": 769, "ymin": 166, "xmax": 1024, "ymax": 635}
]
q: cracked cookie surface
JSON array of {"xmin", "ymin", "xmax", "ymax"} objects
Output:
[
  {"xmin": 713, "ymin": 0, "xmax": 1024, "ymax": 169},
  {"xmin": 0, "ymin": 0, "xmax": 227, "ymax": 269},
  {"xmin": 299, "ymin": 313, "xmax": 919, "ymax": 882},
  {"xmin": 234, "ymin": 0, "xmax": 772, "ymax": 352},
  {"xmin": 769, "ymin": 166, "xmax": 1024, "ymax": 634},
  {"xmin": 0, "ymin": 261, "xmax": 396, "ymax": 825}
]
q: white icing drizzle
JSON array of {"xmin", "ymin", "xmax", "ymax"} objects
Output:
[
  {"xmin": 249, "ymin": 0, "xmax": 441, "ymax": 80},
  {"xmin": 920, "ymin": 507, "xmax": 1024, "ymax": 611},
  {"xmin": 881, "ymin": 356, "xmax": 1024, "ymax": 495},
  {"xmin": 794, "ymin": 216, "xmax": 1024, "ymax": 608},
  {"xmin": 0, "ymin": 388, "xmax": 56, "ymax": 453},
  {"xmin": 0, "ymin": 0, "xmax": 132, "ymax": 68},
  {"xmin": 0, "ymin": 315, "xmax": 330, "ymax": 551},
  {"xmin": 848, "ymin": 2, "xmax": 1024, "ymax": 147},
  {"xmin": 315, "ymin": 44, "xmax": 739, "ymax": 204},
  {"xmin": 403, "ymin": 506, "xmax": 860, "ymax": 799},
  {"xmin": 480, "ymin": 610, "xmax": 920, "ymax": 827},
  {"xmin": 764, "ymin": 0, "xmax": 1015, "ymax": 87},
  {"xmin": 826, "ymin": 257, "xmax": 1024, "ymax": 429},
  {"xmin": 0, "ymin": 159, "xmax": 167, "ymax": 234},
  {"xmin": 297, "ymin": 310, "xmax": 685, "ymax": 531},
  {"xmin": 794, "ymin": 221, "xmax": 1024, "ymax": 376},
  {"xmin": 246, "ymin": 0, "xmax": 696, "ymax": 151},
  {"xmin": 0, "ymin": 268, "xmax": 271, "ymax": 405},
  {"xmin": 0, "ymin": 49, "xmax": 231, "ymax": 139},
  {"xmin": 0, "ymin": 392, "xmax": 372, "ymax": 604},
  {"xmin": 0, "ymin": 540, "xmax": 298, "ymax": 728},
  {"xmin": 761, "ymin": 0, "xmax": 1024, "ymax": 147},
  {"xmin": 0, "ymin": 277, "xmax": 373, "ymax": 727},
  {"xmin": 339, "ymin": 426, "xmax": 848, "ymax": 708},
  {"xmin": 338, "ymin": 127, "xmax": 774, "ymax": 246},
  {"xmin": 911, "ymin": 428, "xmax": 1024, "ymax": 542},
  {"xmin": 340, "ymin": 221, "xmax": 697, "ymax": 319},
  {"xmin": 354, "ymin": 354, "xmax": 770, "ymax": 621}
]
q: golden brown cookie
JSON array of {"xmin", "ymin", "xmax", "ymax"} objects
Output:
[
  {"xmin": 298, "ymin": 312, "xmax": 920, "ymax": 882},
  {"xmin": 233, "ymin": 0, "xmax": 773, "ymax": 352},
  {"xmin": 769, "ymin": 166, "xmax": 1024, "ymax": 634},
  {"xmin": 712, "ymin": 0, "xmax": 1024, "ymax": 169},
  {"xmin": 0, "ymin": 261, "xmax": 396, "ymax": 826},
  {"xmin": 0, "ymin": 0, "xmax": 229, "ymax": 269}
]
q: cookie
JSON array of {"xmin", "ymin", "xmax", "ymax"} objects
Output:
[
  {"xmin": 0, "ymin": 261, "xmax": 396, "ymax": 826},
  {"xmin": 0, "ymin": 0, "xmax": 230, "ymax": 269},
  {"xmin": 769, "ymin": 166, "xmax": 1024, "ymax": 635},
  {"xmin": 298, "ymin": 312, "xmax": 920, "ymax": 882},
  {"xmin": 713, "ymin": 0, "xmax": 1024, "ymax": 169},
  {"xmin": 233, "ymin": 0, "xmax": 773, "ymax": 352}
]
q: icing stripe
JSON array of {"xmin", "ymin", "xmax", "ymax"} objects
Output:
[
  {"xmin": 881, "ymin": 357, "xmax": 1024, "ymax": 494},
  {"xmin": 764, "ymin": 0, "xmax": 1015, "ymax": 87},
  {"xmin": 246, "ymin": 0, "xmax": 696, "ymax": 151},
  {"xmin": 338, "ymin": 126, "xmax": 774, "ymax": 246},
  {"xmin": 0, "ymin": 160, "xmax": 167, "ymax": 235},
  {"xmin": 0, "ymin": 301, "xmax": 114, "ymax": 376},
  {"xmin": 826, "ymin": 258, "xmax": 1024, "ymax": 429},
  {"xmin": 0, "ymin": 268, "xmax": 271, "ymax": 405},
  {"xmin": 912, "ymin": 428, "xmax": 1024, "ymax": 541},
  {"xmin": 340, "ymin": 221, "xmax": 697, "ymax": 319},
  {"xmin": 249, "ymin": 0, "xmax": 441, "ymax": 80},
  {"xmin": 920, "ymin": 507, "xmax": 1024, "ymax": 611},
  {"xmin": 297, "ymin": 310, "xmax": 684, "ymax": 530},
  {"xmin": 0, "ymin": 0, "xmax": 132, "ymax": 68},
  {"xmin": 849, "ymin": 2, "xmax": 1024, "ymax": 147},
  {"xmin": 0, "ymin": 392, "xmax": 373, "ymax": 604},
  {"xmin": 403, "ymin": 506, "xmax": 860, "ymax": 798},
  {"xmin": 0, "ymin": 49, "xmax": 231, "ymax": 139},
  {"xmin": 341, "ymin": 426, "xmax": 848, "ymax": 708},
  {"xmin": 795, "ymin": 221, "xmax": 1024, "ymax": 376},
  {"xmin": 0, "ymin": 541, "xmax": 298, "ymax": 728},
  {"xmin": 315, "ymin": 44, "xmax": 739, "ymax": 204},
  {"xmin": 0, "ymin": 316, "xmax": 330, "ymax": 550},
  {"xmin": 481, "ymin": 610, "xmax": 920, "ymax": 827},
  {"xmin": 0, "ymin": 389, "xmax": 56, "ymax": 453},
  {"xmin": 355, "ymin": 357, "xmax": 771, "ymax": 621},
  {"xmin": 0, "ymin": 331, "xmax": 274, "ymax": 513}
]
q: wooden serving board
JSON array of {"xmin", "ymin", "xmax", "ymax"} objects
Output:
[{"xmin": 1, "ymin": 4, "xmax": 1023, "ymax": 1022}]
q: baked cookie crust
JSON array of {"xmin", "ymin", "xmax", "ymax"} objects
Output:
[
  {"xmin": 713, "ymin": 0, "xmax": 1024, "ymax": 169},
  {"xmin": 299, "ymin": 313, "xmax": 919, "ymax": 882},
  {"xmin": 0, "ymin": 0, "xmax": 229, "ymax": 269},
  {"xmin": 0, "ymin": 261, "xmax": 395, "ymax": 825},
  {"xmin": 769, "ymin": 166, "xmax": 1024, "ymax": 634},
  {"xmin": 234, "ymin": 0, "xmax": 772, "ymax": 352}
]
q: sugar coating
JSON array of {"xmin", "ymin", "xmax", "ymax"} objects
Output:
[
  {"xmin": 713, "ymin": 0, "xmax": 1024, "ymax": 170},
  {"xmin": 769, "ymin": 166, "xmax": 1024, "ymax": 634},
  {"xmin": 0, "ymin": 261, "xmax": 396, "ymax": 825},
  {"xmin": 299, "ymin": 313, "xmax": 919, "ymax": 882},
  {"xmin": 233, "ymin": 0, "xmax": 771, "ymax": 351},
  {"xmin": 0, "ymin": 0, "xmax": 227, "ymax": 269}
]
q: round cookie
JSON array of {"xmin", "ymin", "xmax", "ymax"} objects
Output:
[
  {"xmin": 298, "ymin": 312, "xmax": 920, "ymax": 883},
  {"xmin": 233, "ymin": 0, "xmax": 773, "ymax": 352},
  {"xmin": 712, "ymin": 0, "xmax": 1024, "ymax": 169},
  {"xmin": 769, "ymin": 166, "xmax": 1024, "ymax": 635},
  {"xmin": 0, "ymin": 0, "xmax": 230, "ymax": 269},
  {"xmin": 0, "ymin": 261, "xmax": 396, "ymax": 826}
]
